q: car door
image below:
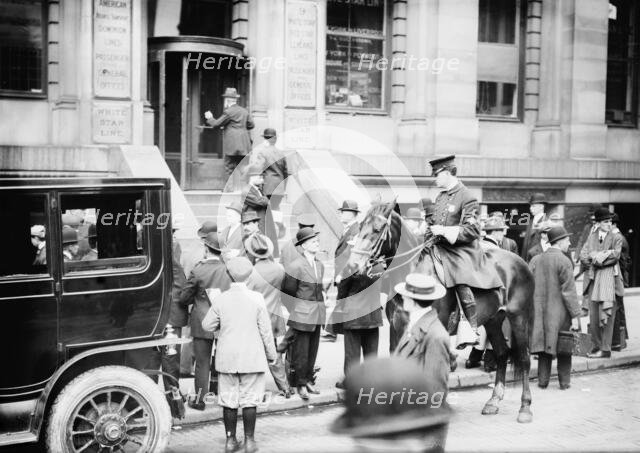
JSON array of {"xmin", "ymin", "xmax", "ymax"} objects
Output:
[{"xmin": 0, "ymin": 190, "xmax": 59, "ymax": 392}]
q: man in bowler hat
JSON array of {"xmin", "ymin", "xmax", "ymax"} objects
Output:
[
  {"xmin": 281, "ymin": 227, "xmax": 325, "ymax": 400},
  {"xmin": 521, "ymin": 193, "xmax": 548, "ymax": 260},
  {"xmin": 178, "ymin": 232, "xmax": 232, "ymax": 409}
]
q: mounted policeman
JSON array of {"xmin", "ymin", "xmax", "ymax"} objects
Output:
[{"xmin": 426, "ymin": 155, "xmax": 503, "ymax": 344}]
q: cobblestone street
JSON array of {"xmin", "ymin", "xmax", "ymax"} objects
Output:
[{"xmin": 167, "ymin": 366, "xmax": 640, "ymax": 453}]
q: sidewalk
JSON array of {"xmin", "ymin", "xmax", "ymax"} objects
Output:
[{"xmin": 175, "ymin": 291, "xmax": 640, "ymax": 426}]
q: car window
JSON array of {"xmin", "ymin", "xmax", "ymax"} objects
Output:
[
  {"xmin": 60, "ymin": 192, "xmax": 148, "ymax": 274},
  {"xmin": 0, "ymin": 193, "xmax": 49, "ymax": 278}
]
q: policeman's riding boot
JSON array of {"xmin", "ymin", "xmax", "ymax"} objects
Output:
[
  {"xmin": 456, "ymin": 285, "xmax": 480, "ymax": 342},
  {"xmin": 223, "ymin": 407, "xmax": 240, "ymax": 453}
]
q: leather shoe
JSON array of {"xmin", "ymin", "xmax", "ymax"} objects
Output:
[
  {"xmin": 306, "ymin": 383, "xmax": 320, "ymax": 394},
  {"xmin": 276, "ymin": 342, "xmax": 287, "ymax": 354},
  {"xmin": 465, "ymin": 359, "xmax": 481, "ymax": 369},
  {"xmin": 559, "ymin": 384, "xmax": 571, "ymax": 390},
  {"xmin": 225, "ymin": 437, "xmax": 241, "ymax": 453},
  {"xmin": 244, "ymin": 437, "xmax": 258, "ymax": 453},
  {"xmin": 297, "ymin": 386, "xmax": 309, "ymax": 400},
  {"xmin": 335, "ymin": 380, "xmax": 345, "ymax": 390},
  {"xmin": 587, "ymin": 350, "xmax": 611, "ymax": 358},
  {"xmin": 188, "ymin": 400, "xmax": 205, "ymax": 411}
]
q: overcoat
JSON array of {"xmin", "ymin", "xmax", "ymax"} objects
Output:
[
  {"xmin": 281, "ymin": 254, "xmax": 325, "ymax": 332},
  {"xmin": 580, "ymin": 229, "xmax": 624, "ymax": 303},
  {"xmin": 528, "ymin": 248, "xmax": 582, "ymax": 356},
  {"xmin": 242, "ymin": 184, "xmax": 280, "ymax": 257},
  {"xmin": 501, "ymin": 237, "xmax": 519, "ymax": 255},
  {"xmin": 432, "ymin": 182, "xmax": 502, "ymax": 289},
  {"xmin": 521, "ymin": 213, "xmax": 546, "ymax": 261},
  {"xmin": 394, "ymin": 309, "xmax": 450, "ymax": 398},
  {"xmin": 219, "ymin": 224, "xmax": 243, "ymax": 252},
  {"xmin": 168, "ymin": 241, "xmax": 189, "ymax": 328},
  {"xmin": 201, "ymin": 283, "xmax": 277, "ymax": 373},
  {"xmin": 333, "ymin": 270, "xmax": 383, "ymax": 331},
  {"xmin": 334, "ymin": 221, "xmax": 360, "ymax": 279},
  {"xmin": 206, "ymin": 104, "xmax": 254, "ymax": 156},
  {"xmin": 279, "ymin": 240, "xmax": 303, "ymax": 266},
  {"xmin": 247, "ymin": 259, "xmax": 287, "ymax": 338},
  {"xmin": 252, "ymin": 143, "xmax": 289, "ymax": 197},
  {"xmin": 178, "ymin": 257, "xmax": 232, "ymax": 339}
]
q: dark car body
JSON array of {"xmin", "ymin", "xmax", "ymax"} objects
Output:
[{"xmin": 0, "ymin": 177, "xmax": 176, "ymax": 446}]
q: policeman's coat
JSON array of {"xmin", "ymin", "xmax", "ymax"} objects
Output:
[{"xmin": 432, "ymin": 182, "xmax": 502, "ymax": 290}]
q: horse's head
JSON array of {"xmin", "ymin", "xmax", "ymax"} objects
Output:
[{"xmin": 348, "ymin": 201, "xmax": 401, "ymax": 276}]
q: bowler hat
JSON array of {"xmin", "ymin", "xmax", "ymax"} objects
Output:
[
  {"xmin": 87, "ymin": 223, "xmax": 97, "ymax": 238},
  {"xmin": 529, "ymin": 193, "xmax": 547, "ymax": 205},
  {"xmin": 62, "ymin": 213, "xmax": 82, "ymax": 228},
  {"xmin": 331, "ymin": 356, "xmax": 451, "ymax": 437},
  {"xmin": 62, "ymin": 226, "xmax": 78, "ymax": 245},
  {"xmin": 297, "ymin": 213, "xmax": 316, "ymax": 228},
  {"xmin": 225, "ymin": 201, "xmax": 243, "ymax": 214},
  {"xmin": 30, "ymin": 225, "xmax": 45, "ymax": 238},
  {"xmin": 198, "ymin": 220, "xmax": 218, "ymax": 238},
  {"xmin": 241, "ymin": 210, "xmax": 260, "ymax": 224},
  {"xmin": 262, "ymin": 127, "xmax": 277, "ymax": 139},
  {"xmin": 295, "ymin": 227, "xmax": 319, "ymax": 246},
  {"xmin": 546, "ymin": 226, "xmax": 571, "ymax": 244},
  {"xmin": 202, "ymin": 232, "xmax": 221, "ymax": 252},
  {"xmin": 612, "ymin": 213, "xmax": 620, "ymax": 224},
  {"xmin": 404, "ymin": 207, "xmax": 423, "ymax": 221},
  {"xmin": 428, "ymin": 155, "xmax": 456, "ymax": 176},
  {"xmin": 338, "ymin": 200, "xmax": 360, "ymax": 213},
  {"xmin": 227, "ymin": 256, "xmax": 253, "ymax": 282},
  {"xmin": 244, "ymin": 233, "xmax": 274, "ymax": 260},
  {"xmin": 594, "ymin": 207, "xmax": 613, "ymax": 222},
  {"xmin": 222, "ymin": 87, "xmax": 240, "ymax": 98},
  {"xmin": 394, "ymin": 274, "xmax": 446, "ymax": 301},
  {"xmin": 483, "ymin": 216, "xmax": 507, "ymax": 232}
]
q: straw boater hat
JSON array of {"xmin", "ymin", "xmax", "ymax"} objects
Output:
[
  {"xmin": 483, "ymin": 216, "xmax": 507, "ymax": 232},
  {"xmin": 394, "ymin": 273, "xmax": 446, "ymax": 301},
  {"xmin": 404, "ymin": 207, "xmax": 423, "ymax": 221},
  {"xmin": 241, "ymin": 210, "xmax": 260, "ymax": 224},
  {"xmin": 244, "ymin": 233, "xmax": 274, "ymax": 260},
  {"xmin": 30, "ymin": 225, "xmax": 45, "ymax": 239}
]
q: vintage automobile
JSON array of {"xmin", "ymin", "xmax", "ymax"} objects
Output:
[{"xmin": 0, "ymin": 177, "xmax": 185, "ymax": 452}]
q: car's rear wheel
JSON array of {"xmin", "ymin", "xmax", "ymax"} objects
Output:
[{"xmin": 46, "ymin": 365, "xmax": 171, "ymax": 453}]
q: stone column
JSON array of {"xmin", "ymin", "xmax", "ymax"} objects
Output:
[
  {"xmin": 232, "ymin": 0, "xmax": 249, "ymax": 47},
  {"xmin": 247, "ymin": 0, "xmax": 273, "ymax": 127},
  {"xmin": 432, "ymin": 0, "xmax": 480, "ymax": 155},
  {"xmin": 390, "ymin": 0, "xmax": 407, "ymax": 119},
  {"xmin": 524, "ymin": 0, "xmax": 542, "ymax": 125}
]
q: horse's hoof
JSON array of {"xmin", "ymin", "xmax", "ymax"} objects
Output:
[
  {"xmin": 517, "ymin": 408, "xmax": 533, "ymax": 424},
  {"xmin": 481, "ymin": 403, "xmax": 499, "ymax": 415}
]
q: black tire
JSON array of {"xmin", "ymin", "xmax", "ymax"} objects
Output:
[{"xmin": 45, "ymin": 365, "xmax": 171, "ymax": 453}]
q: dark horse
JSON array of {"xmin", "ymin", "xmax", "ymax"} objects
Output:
[{"xmin": 346, "ymin": 202, "xmax": 535, "ymax": 423}]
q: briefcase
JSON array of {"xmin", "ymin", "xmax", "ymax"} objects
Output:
[{"xmin": 557, "ymin": 331, "xmax": 593, "ymax": 357}]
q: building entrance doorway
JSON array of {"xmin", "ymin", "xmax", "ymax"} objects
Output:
[{"xmin": 148, "ymin": 37, "xmax": 249, "ymax": 190}]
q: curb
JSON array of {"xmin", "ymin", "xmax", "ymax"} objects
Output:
[{"xmin": 173, "ymin": 352, "xmax": 640, "ymax": 427}]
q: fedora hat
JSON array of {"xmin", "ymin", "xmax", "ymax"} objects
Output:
[
  {"xmin": 202, "ymin": 232, "xmax": 222, "ymax": 252},
  {"xmin": 546, "ymin": 226, "xmax": 571, "ymax": 244},
  {"xmin": 394, "ymin": 274, "xmax": 446, "ymax": 301},
  {"xmin": 62, "ymin": 226, "xmax": 78, "ymax": 245},
  {"xmin": 222, "ymin": 87, "xmax": 240, "ymax": 98},
  {"xmin": 404, "ymin": 207, "xmax": 423, "ymax": 221},
  {"xmin": 241, "ymin": 210, "xmax": 260, "ymax": 224},
  {"xmin": 331, "ymin": 356, "xmax": 451, "ymax": 438},
  {"xmin": 244, "ymin": 233, "xmax": 274, "ymax": 260},
  {"xmin": 594, "ymin": 207, "xmax": 613, "ymax": 222},
  {"xmin": 483, "ymin": 216, "xmax": 507, "ymax": 232},
  {"xmin": 225, "ymin": 201, "xmax": 243, "ymax": 214},
  {"xmin": 338, "ymin": 200, "xmax": 360, "ymax": 213},
  {"xmin": 529, "ymin": 193, "xmax": 547, "ymax": 205},
  {"xmin": 295, "ymin": 227, "xmax": 319, "ymax": 246},
  {"xmin": 262, "ymin": 127, "xmax": 277, "ymax": 138},
  {"xmin": 226, "ymin": 256, "xmax": 253, "ymax": 282},
  {"xmin": 198, "ymin": 220, "xmax": 217, "ymax": 238}
]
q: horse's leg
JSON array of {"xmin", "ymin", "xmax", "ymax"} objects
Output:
[
  {"xmin": 480, "ymin": 311, "xmax": 508, "ymax": 415},
  {"xmin": 509, "ymin": 311, "xmax": 533, "ymax": 423}
]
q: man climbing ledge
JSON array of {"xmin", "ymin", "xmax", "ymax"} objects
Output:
[{"xmin": 427, "ymin": 155, "xmax": 503, "ymax": 347}]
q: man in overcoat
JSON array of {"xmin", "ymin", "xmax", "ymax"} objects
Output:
[
  {"xmin": 242, "ymin": 166, "xmax": 279, "ymax": 257},
  {"xmin": 580, "ymin": 207, "xmax": 624, "ymax": 358},
  {"xmin": 279, "ymin": 213, "xmax": 315, "ymax": 266},
  {"xmin": 281, "ymin": 227, "xmax": 325, "ymax": 400},
  {"xmin": 219, "ymin": 201, "xmax": 243, "ymax": 258},
  {"xmin": 520, "ymin": 193, "xmax": 547, "ymax": 260},
  {"xmin": 250, "ymin": 128, "xmax": 289, "ymax": 211},
  {"xmin": 611, "ymin": 213, "xmax": 630, "ymax": 351},
  {"xmin": 245, "ymin": 234, "xmax": 291, "ymax": 397},
  {"xmin": 204, "ymin": 87, "xmax": 254, "ymax": 183},
  {"xmin": 427, "ymin": 155, "xmax": 502, "ymax": 343},
  {"xmin": 178, "ymin": 232, "xmax": 232, "ymax": 409},
  {"xmin": 487, "ymin": 211, "xmax": 518, "ymax": 254},
  {"xmin": 529, "ymin": 226, "xmax": 582, "ymax": 389}
]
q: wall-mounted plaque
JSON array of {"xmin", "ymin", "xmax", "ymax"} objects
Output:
[
  {"xmin": 92, "ymin": 102, "xmax": 132, "ymax": 143},
  {"xmin": 285, "ymin": 1, "xmax": 317, "ymax": 108},
  {"xmin": 94, "ymin": 0, "xmax": 131, "ymax": 98},
  {"xmin": 284, "ymin": 109, "xmax": 317, "ymax": 149}
]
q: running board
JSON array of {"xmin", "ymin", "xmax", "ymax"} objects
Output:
[{"xmin": 0, "ymin": 431, "xmax": 38, "ymax": 446}]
